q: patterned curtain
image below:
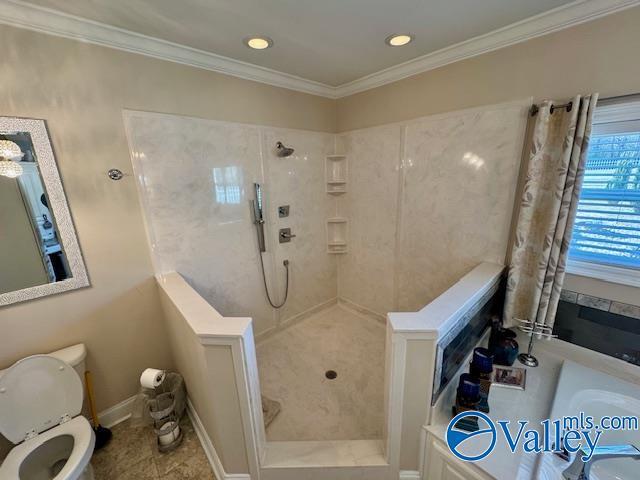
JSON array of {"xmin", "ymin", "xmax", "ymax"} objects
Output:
[{"xmin": 503, "ymin": 94, "xmax": 598, "ymax": 328}]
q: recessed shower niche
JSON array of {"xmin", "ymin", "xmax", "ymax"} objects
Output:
[
  {"xmin": 327, "ymin": 217, "xmax": 348, "ymax": 254},
  {"xmin": 325, "ymin": 154, "xmax": 347, "ymax": 194},
  {"xmin": 125, "ymin": 99, "xmax": 529, "ymax": 443}
]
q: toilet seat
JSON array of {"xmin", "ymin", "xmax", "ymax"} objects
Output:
[
  {"xmin": 0, "ymin": 355, "xmax": 83, "ymax": 443},
  {"xmin": 0, "ymin": 355, "xmax": 94, "ymax": 479},
  {"xmin": 0, "ymin": 416, "xmax": 95, "ymax": 479}
]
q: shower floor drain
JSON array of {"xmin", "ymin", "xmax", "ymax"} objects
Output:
[{"xmin": 325, "ymin": 370, "xmax": 337, "ymax": 380}]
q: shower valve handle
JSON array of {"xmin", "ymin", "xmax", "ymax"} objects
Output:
[{"xmin": 279, "ymin": 228, "xmax": 296, "ymax": 243}]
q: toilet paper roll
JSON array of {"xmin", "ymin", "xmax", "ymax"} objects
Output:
[{"xmin": 140, "ymin": 368, "xmax": 166, "ymax": 389}]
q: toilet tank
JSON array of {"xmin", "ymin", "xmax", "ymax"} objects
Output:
[
  {"xmin": 0, "ymin": 343, "xmax": 87, "ymax": 380},
  {"xmin": 47, "ymin": 344, "xmax": 87, "ymax": 384}
]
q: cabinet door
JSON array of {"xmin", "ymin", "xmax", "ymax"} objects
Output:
[
  {"xmin": 442, "ymin": 463, "xmax": 468, "ymax": 480},
  {"xmin": 424, "ymin": 434, "xmax": 490, "ymax": 480}
]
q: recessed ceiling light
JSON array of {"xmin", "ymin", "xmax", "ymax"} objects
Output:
[
  {"xmin": 385, "ymin": 34, "xmax": 413, "ymax": 47},
  {"xmin": 244, "ymin": 36, "xmax": 273, "ymax": 50}
]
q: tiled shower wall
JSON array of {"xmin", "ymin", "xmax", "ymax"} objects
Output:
[
  {"xmin": 125, "ymin": 112, "xmax": 336, "ymax": 336},
  {"xmin": 336, "ymin": 100, "xmax": 529, "ymax": 314},
  {"xmin": 125, "ymin": 99, "xmax": 529, "ymax": 335}
]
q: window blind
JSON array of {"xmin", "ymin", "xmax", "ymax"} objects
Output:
[{"xmin": 569, "ymin": 132, "xmax": 640, "ymax": 269}]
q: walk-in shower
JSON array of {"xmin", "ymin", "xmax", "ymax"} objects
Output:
[{"xmin": 126, "ymin": 100, "xmax": 531, "ymax": 472}]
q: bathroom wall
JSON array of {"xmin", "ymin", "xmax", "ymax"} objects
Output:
[
  {"xmin": 0, "ymin": 22, "xmax": 336, "ymax": 417},
  {"xmin": 126, "ymin": 111, "xmax": 336, "ymax": 337},
  {"xmin": 336, "ymin": 101, "xmax": 528, "ymax": 315}
]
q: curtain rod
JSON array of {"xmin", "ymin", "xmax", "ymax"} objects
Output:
[
  {"xmin": 529, "ymin": 102, "xmax": 572, "ymax": 117},
  {"xmin": 529, "ymin": 93, "xmax": 640, "ymax": 117}
]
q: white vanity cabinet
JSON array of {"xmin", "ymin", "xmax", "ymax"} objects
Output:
[{"xmin": 423, "ymin": 432, "xmax": 492, "ymax": 480}]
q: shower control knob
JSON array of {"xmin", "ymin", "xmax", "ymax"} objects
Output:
[
  {"xmin": 279, "ymin": 228, "xmax": 296, "ymax": 243},
  {"xmin": 278, "ymin": 205, "xmax": 290, "ymax": 218}
]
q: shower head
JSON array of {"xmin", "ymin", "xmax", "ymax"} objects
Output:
[{"xmin": 275, "ymin": 141, "xmax": 295, "ymax": 157}]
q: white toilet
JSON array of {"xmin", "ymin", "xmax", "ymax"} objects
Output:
[{"xmin": 0, "ymin": 344, "xmax": 95, "ymax": 479}]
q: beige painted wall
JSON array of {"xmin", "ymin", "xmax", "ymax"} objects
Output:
[
  {"xmin": 0, "ymin": 23, "xmax": 336, "ymax": 421},
  {"xmin": 0, "ymin": 176, "xmax": 48, "ymax": 293},
  {"xmin": 337, "ymin": 7, "xmax": 640, "ymax": 132}
]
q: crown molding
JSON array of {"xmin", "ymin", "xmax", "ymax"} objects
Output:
[
  {"xmin": 0, "ymin": 0, "xmax": 638, "ymax": 99},
  {"xmin": 0, "ymin": 0, "xmax": 336, "ymax": 98},
  {"xmin": 335, "ymin": 0, "xmax": 640, "ymax": 97}
]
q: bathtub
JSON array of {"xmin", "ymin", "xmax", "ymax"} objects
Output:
[{"xmin": 537, "ymin": 360, "xmax": 640, "ymax": 480}]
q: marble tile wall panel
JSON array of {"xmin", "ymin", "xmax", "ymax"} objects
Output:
[
  {"xmin": 397, "ymin": 103, "xmax": 528, "ymax": 311},
  {"xmin": 126, "ymin": 112, "xmax": 336, "ymax": 336},
  {"xmin": 261, "ymin": 128, "xmax": 337, "ymax": 325},
  {"xmin": 335, "ymin": 125, "xmax": 402, "ymax": 317},
  {"xmin": 128, "ymin": 102, "xmax": 528, "ymax": 336},
  {"xmin": 126, "ymin": 112, "xmax": 276, "ymax": 333}
]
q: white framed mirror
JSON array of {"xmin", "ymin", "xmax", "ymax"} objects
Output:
[{"xmin": 0, "ymin": 117, "xmax": 89, "ymax": 306}]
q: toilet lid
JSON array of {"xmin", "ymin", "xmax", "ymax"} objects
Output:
[{"xmin": 0, "ymin": 355, "xmax": 83, "ymax": 443}]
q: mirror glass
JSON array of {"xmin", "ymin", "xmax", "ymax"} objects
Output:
[
  {"xmin": 0, "ymin": 132, "xmax": 71, "ymax": 293},
  {"xmin": 0, "ymin": 117, "xmax": 89, "ymax": 305}
]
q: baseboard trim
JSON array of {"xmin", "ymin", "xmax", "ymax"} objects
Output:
[
  {"xmin": 186, "ymin": 398, "xmax": 252, "ymax": 480},
  {"xmin": 186, "ymin": 398, "xmax": 226, "ymax": 478},
  {"xmin": 399, "ymin": 470, "xmax": 421, "ymax": 480},
  {"xmin": 97, "ymin": 394, "xmax": 137, "ymax": 428}
]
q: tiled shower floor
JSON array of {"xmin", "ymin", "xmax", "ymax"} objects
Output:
[{"xmin": 256, "ymin": 304, "xmax": 386, "ymax": 441}]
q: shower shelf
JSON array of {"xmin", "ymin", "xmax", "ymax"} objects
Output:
[
  {"xmin": 325, "ymin": 155, "xmax": 347, "ymax": 194},
  {"xmin": 326, "ymin": 218, "xmax": 348, "ymax": 254}
]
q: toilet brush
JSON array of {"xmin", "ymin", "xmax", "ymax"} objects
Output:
[{"xmin": 85, "ymin": 371, "xmax": 113, "ymax": 450}]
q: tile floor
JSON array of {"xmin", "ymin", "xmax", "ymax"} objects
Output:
[
  {"xmin": 91, "ymin": 415, "xmax": 215, "ymax": 479},
  {"xmin": 256, "ymin": 304, "xmax": 386, "ymax": 441}
]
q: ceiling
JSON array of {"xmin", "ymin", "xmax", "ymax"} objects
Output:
[{"xmin": 21, "ymin": 0, "xmax": 578, "ymax": 87}]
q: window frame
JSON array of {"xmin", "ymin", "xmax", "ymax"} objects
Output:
[{"xmin": 566, "ymin": 99, "xmax": 640, "ymax": 287}]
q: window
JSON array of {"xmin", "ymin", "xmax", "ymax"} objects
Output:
[{"xmin": 567, "ymin": 100, "xmax": 640, "ymax": 287}]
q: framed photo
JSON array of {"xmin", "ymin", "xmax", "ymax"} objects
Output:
[{"xmin": 492, "ymin": 366, "xmax": 526, "ymax": 390}]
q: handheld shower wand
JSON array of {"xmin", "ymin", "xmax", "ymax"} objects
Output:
[
  {"xmin": 250, "ymin": 183, "xmax": 289, "ymax": 308},
  {"xmin": 251, "ymin": 182, "xmax": 267, "ymax": 252}
]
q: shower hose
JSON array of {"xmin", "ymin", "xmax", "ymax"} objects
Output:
[{"xmin": 258, "ymin": 252, "xmax": 289, "ymax": 309}]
